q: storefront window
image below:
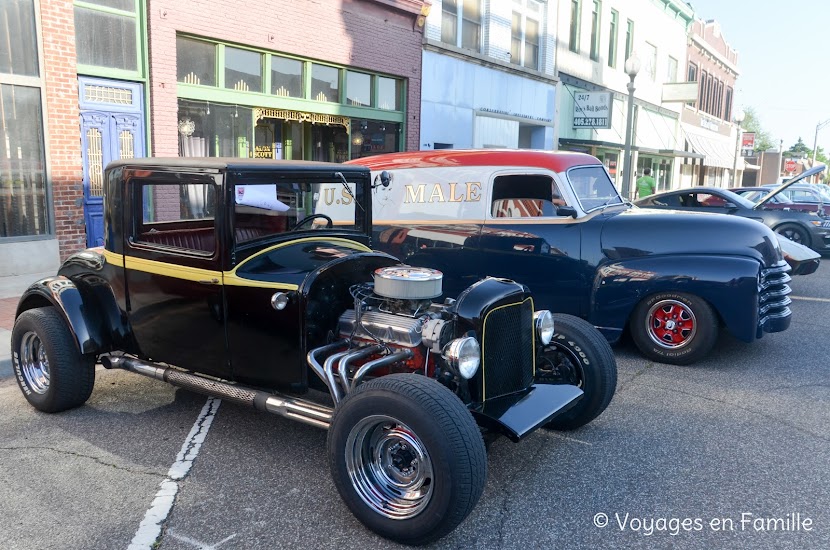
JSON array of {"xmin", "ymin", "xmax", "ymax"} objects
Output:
[
  {"xmin": 177, "ymin": 37, "xmax": 216, "ymax": 86},
  {"xmin": 377, "ymin": 77, "xmax": 401, "ymax": 111},
  {"xmin": 311, "ymin": 64, "xmax": 339, "ymax": 102},
  {"xmin": 346, "ymin": 71, "xmax": 371, "ymax": 107},
  {"xmin": 83, "ymin": 0, "xmax": 134, "ymax": 9},
  {"xmin": 350, "ymin": 120, "xmax": 400, "ymax": 159},
  {"xmin": 0, "ymin": 84, "xmax": 48, "ymax": 237},
  {"xmin": 1, "ymin": 0, "xmax": 39, "ymax": 76},
  {"xmin": 271, "ymin": 56, "xmax": 303, "ymax": 98},
  {"xmin": 177, "ymin": 99, "xmax": 253, "ymax": 158},
  {"xmin": 74, "ymin": 3, "xmax": 138, "ymax": 71},
  {"xmin": 225, "ymin": 47, "xmax": 262, "ymax": 93}
]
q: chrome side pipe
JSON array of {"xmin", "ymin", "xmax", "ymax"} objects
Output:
[{"xmin": 102, "ymin": 355, "xmax": 333, "ymax": 429}]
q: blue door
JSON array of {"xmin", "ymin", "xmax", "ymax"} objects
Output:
[{"xmin": 79, "ymin": 77, "xmax": 145, "ymax": 247}]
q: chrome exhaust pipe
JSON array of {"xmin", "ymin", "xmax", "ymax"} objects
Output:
[
  {"xmin": 351, "ymin": 350, "xmax": 414, "ymax": 390},
  {"xmin": 323, "ymin": 350, "xmax": 352, "ymax": 404},
  {"xmin": 102, "ymin": 355, "xmax": 333, "ymax": 429},
  {"xmin": 339, "ymin": 345, "xmax": 385, "ymax": 395},
  {"xmin": 306, "ymin": 340, "xmax": 347, "ymax": 398}
]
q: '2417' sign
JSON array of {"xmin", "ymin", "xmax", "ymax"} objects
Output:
[{"xmin": 572, "ymin": 92, "xmax": 612, "ymax": 129}]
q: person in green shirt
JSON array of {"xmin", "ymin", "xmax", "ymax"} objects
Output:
[{"xmin": 636, "ymin": 168, "xmax": 657, "ymax": 198}]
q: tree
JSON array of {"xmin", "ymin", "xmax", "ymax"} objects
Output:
[
  {"xmin": 783, "ymin": 137, "xmax": 812, "ymax": 159},
  {"xmin": 740, "ymin": 107, "xmax": 775, "ymax": 152}
]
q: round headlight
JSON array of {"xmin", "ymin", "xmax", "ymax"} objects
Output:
[
  {"xmin": 534, "ymin": 310, "xmax": 555, "ymax": 345},
  {"xmin": 443, "ymin": 337, "xmax": 481, "ymax": 379}
]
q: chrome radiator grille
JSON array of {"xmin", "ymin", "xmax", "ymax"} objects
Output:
[
  {"xmin": 759, "ymin": 261, "xmax": 792, "ymax": 328},
  {"xmin": 480, "ymin": 299, "xmax": 535, "ymax": 400}
]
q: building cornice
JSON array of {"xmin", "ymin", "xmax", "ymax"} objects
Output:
[
  {"xmin": 651, "ymin": 0, "xmax": 695, "ymax": 28},
  {"xmin": 368, "ymin": 0, "xmax": 431, "ymax": 16},
  {"xmin": 691, "ymin": 35, "xmax": 740, "ymax": 77},
  {"xmin": 424, "ymin": 40, "xmax": 559, "ymax": 85}
]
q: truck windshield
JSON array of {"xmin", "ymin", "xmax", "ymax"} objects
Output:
[
  {"xmin": 567, "ymin": 165, "xmax": 624, "ymax": 212},
  {"xmin": 232, "ymin": 177, "xmax": 367, "ymax": 245}
]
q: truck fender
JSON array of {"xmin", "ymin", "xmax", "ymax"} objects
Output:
[
  {"xmin": 15, "ymin": 276, "xmax": 106, "ymax": 355},
  {"xmin": 591, "ymin": 255, "xmax": 762, "ymax": 343}
]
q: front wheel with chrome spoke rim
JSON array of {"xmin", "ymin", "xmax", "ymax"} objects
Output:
[
  {"xmin": 328, "ymin": 374, "xmax": 486, "ymax": 546},
  {"xmin": 11, "ymin": 307, "xmax": 95, "ymax": 413},
  {"xmin": 631, "ymin": 292, "xmax": 718, "ymax": 366}
]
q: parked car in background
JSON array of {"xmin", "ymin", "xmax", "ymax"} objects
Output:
[
  {"xmin": 729, "ymin": 186, "xmax": 830, "ymax": 216},
  {"xmin": 760, "ymin": 182, "xmax": 830, "ymax": 213},
  {"xmin": 637, "ymin": 166, "xmax": 830, "ymax": 253},
  {"xmin": 11, "ymin": 158, "xmax": 618, "ymax": 545},
  {"xmin": 349, "ymin": 150, "xmax": 796, "ymax": 366}
]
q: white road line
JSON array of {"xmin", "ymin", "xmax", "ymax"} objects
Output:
[
  {"xmin": 548, "ymin": 433, "xmax": 593, "ymax": 446},
  {"xmin": 169, "ymin": 531, "xmax": 237, "ymax": 549},
  {"xmin": 127, "ymin": 397, "xmax": 221, "ymax": 550},
  {"xmin": 790, "ymin": 296, "xmax": 830, "ymax": 303}
]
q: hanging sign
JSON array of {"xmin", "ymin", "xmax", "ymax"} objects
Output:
[{"xmin": 573, "ymin": 92, "xmax": 612, "ymax": 129}]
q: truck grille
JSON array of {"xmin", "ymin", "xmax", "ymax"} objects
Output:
[
  {"xmin": 759, "ymin": 260, "xmax": 792, "ymax": 328},
  {"xmin": 480, "ymin": 299, "xmax": 535, "ymax": 400}
]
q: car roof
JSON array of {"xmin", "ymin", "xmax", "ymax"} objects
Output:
[
  {"xmin": 346, "ymin": 149, "xmax": 602, "ymax": 172},
  {"xmin": 106, "ymin": 157, "xmax": 369, "ymax": 173}
]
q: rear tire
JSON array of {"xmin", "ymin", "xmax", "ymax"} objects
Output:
[
  {"xmin": 536, "ymin": 314, "xmax": 617, "ymax": 431},
  {"xmin": 327, "ymin": 374, "xmax": 486, "ymax": 546},
  {"xmin": 775, "ymin": 223, "xmax": 811, "ymax": 248},
  {"xmin": 11, "ymin": 307, "xmax": 95, "ymax": 413},
  {"xmin": 630, "ymin": 292, "xmax": 718, "ymax": 365}
]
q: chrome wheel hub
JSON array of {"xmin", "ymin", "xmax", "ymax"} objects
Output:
[
  {"xmin": 345, "ymin": 415, "xmax": 433, "ymax": 520},
  {"xmin": 19, "ymin": 331, "xmax": 50, "ymax": 394},
  {"xmin": 646, "ymin": 299, "xmax": 697, "ymax": 349}
]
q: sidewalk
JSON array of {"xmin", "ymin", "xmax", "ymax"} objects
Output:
[{"xmin": 0, "ymin": 271, "xmax": 55, "ymax": 379}]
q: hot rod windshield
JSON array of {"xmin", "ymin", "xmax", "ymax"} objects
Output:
[
  {"xmin": 231, "ymin": 174, "xmax": 368, "ymax": 245},
  {"xmin": 566, "ymin": 165, "xmax": 624, "ymax": 212}
]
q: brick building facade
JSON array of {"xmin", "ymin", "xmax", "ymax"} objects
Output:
[
  {"xmin": 154, "ymin": 0, "xmax": 426, "ymax": 170},
  {"xmin": 1, "ymin": 0, "xmax": 427, "ymax": 277},
  {"xmin": 679, "ymin": 18, "xmax": 742, "ymax": 188},
  {"xmin": 1, "ymin": 0, "xmax": 83, "ymax": 275}
]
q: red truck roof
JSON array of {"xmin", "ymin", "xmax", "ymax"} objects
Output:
[{"xmin": 347, "ymin": 149, "xmax": 601, "ymax": 172}]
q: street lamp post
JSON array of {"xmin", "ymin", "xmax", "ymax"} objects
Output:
[
  {"xmin": 621, "ymin": 54, "xmax": 641, "ymax": 201},
  {"xmin": 811, "ymin": 118, "xmax": 830, "ymax": 182},
  {"xmin": 731, "ymin": 109, "xmax": 745, "ymax": 186}
]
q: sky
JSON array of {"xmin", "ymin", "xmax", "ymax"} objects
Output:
[{"xmin": 685, "ymin": 0, "xmax": 823, "ymax": 152}]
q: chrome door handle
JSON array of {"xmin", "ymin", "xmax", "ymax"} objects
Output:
[{"xmin": 198, "ymin": 278, "xmax": 219, "ymax": 285}]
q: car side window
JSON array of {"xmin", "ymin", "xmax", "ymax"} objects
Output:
[
  {"xmin": 650, "ymin": 194, "xmax": 681, "ymax": 207},
  {"xmin": 132, "ymin": 181, "xmax": 217, "ymax": 254},
  {"xmin": 490, "ymin": 174, "xmax": 564, "ymax": 218},
  {"xmin": 697, "ymin": 193, "xmax": 726, "ymax": 207}
]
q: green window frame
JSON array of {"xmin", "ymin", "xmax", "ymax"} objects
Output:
[
  {"xmin": 624, "ymin": 19, "xmax": 634, "ymax": 63},
  {"xmin": 608, "ymin": 9, "xmax": 618, "ymax": 68},
  {"xmin": 73, "ymin": 0, "xmax": 146, "ymax": 81},
  {"xmin": 589, "ymin": 0, "xmax": 601, "ymax": 61},
  {"xmin": 569, "ymin": 0, "xmax": 581, "ymax": 53}
]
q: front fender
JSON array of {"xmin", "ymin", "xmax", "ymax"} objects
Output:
[
  {"xmin": 15, "ymin": 276, "xmax": 104, "ymax": 355},
  {"xmin": 590, "ymin": 255, "xmax": 762, "ymax": 343}
]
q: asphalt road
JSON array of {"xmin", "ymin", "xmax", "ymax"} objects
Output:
[{"xmin": 1, "ymin": 263, "xmax": 828, "ymax": 550}]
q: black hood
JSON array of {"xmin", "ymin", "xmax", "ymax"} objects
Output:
[{"xmin": 599, "ymin": 207, "xmax": 783, "ymax": 266}]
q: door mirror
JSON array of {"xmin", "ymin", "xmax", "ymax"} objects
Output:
[{"xmin": 557, "ymin": 205, "xmax": 578, "ymax": 218}]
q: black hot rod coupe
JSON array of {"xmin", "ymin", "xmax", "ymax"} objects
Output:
[{"xmin": 11, "ymin": 159, "xmax": 617, "ymax": 545}]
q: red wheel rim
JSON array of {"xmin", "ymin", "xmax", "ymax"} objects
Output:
[{"xmin": 645, "ymin": 299, "xmax": 697, "ymax": 349}]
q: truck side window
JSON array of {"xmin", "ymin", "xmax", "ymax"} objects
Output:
[
  {"xmin": 133, "ymin": 181, "xmax": 217, "ymax": 254},
  {"xmin": 491, "ymin": 174, "xmax": 564, "ymax": 218}
]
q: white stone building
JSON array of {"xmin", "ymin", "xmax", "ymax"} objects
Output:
[
  {"xmin": 420, "ymin": 0, "xmax": 559, "ymax": 150},
  {"xmin": 555, "ymin": 0, "xmax": 695, "ymax": 195}
]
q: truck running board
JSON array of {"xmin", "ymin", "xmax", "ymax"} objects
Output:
[{"xmin": 101, "ymin": 356, "xmax": 333, "ymax": 429}]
